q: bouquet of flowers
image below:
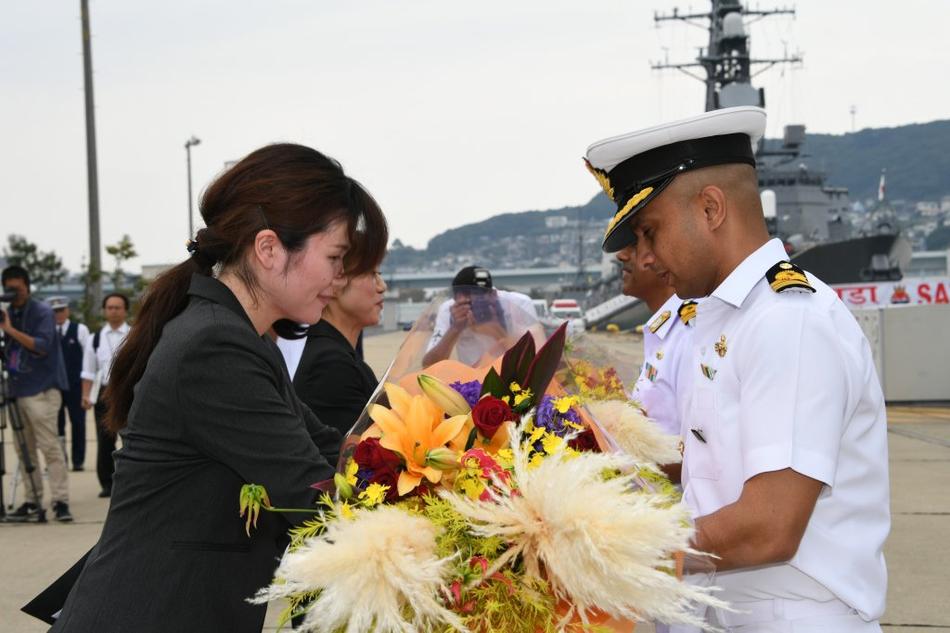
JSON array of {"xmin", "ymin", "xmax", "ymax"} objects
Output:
[{"xmin": 242, "ymin": 295, "xmax": 725, "ymax": 632}]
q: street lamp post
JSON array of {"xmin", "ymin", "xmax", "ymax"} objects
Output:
[{"xmin": 185, "ymin": 136, "xmax": 201, "ymax": 239}]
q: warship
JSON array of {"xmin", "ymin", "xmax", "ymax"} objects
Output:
[
  {"xmin": 651, "ymin": 0, "xmax": 911, "ymax": 284},
  {"xmin": 584, "ymin": 0, "xmax": 911, "ymax": 328}
]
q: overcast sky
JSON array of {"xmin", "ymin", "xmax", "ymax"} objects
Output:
[{"xmin": 3, "ymin": 1, "xmax": 947, "ymax": 272}]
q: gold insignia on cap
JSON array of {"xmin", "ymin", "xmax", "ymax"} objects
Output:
[
  {"xmin": 678, "ymin": 300, "xmax": 698, "ymax": 325},
  {"xmin": 766, "ymin": 261, "xmax": 816, "ymax": 294},
  {"xmin": 648, "ymin": 310, "xmax": 671, "ymax": 333},
  {"xmin": 604, "ymin": 186, "xmax": 655, "ymax": 239},
  {"xmin": 583, "ymin": 158, "xmax": 615, "ymax": 202},
  {"xmin": 714, "ymin": 334, "xmax": 727, "ymax": 358}
]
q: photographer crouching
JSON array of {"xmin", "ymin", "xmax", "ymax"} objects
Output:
[{"xmin": 1, "ymin": 265, "xmax": 72, "ymax": 522}]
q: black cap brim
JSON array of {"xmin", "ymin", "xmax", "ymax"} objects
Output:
[{"xmin": 601, "ymin": 175, "xmax": 675, "ymax": 253}]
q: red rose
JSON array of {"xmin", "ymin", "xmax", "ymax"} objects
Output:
[
  {"xmin": 354, "ymin": 437, "xmax": 402, "ymax": 471},
  {"xmin": 568, "ymin": 428, "xmax": 600, "ymax": 453},
  {"xmin": 471, "ymin": 396, "xmax": 516, "ymax": 439},
  {"xmin": 367, "ymin": 468, "xmax": 400, "ymax": 501}
]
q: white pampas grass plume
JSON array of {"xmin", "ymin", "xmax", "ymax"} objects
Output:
[
  {"xmin": 441, "ymin": 422, "xmax": 727, "ymax": 629},
  {"xmin": 251, "ymin": 505, "xmax": 466, "ymax": 633},
  {"xmin": 588, "ymin": 399, "xmax": 682, "ymax": 466}
]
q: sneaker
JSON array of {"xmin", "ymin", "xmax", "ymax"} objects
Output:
[
  {"xmin": 6, "ymin": 502, "xmax": 41, "ymax": 522},
  {"xmin": 52, "ymin": 502, "xmax": 74, "ymax": 522}
]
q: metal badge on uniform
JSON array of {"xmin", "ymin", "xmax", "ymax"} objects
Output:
[
  {"xmin": 656, "ymin": 350, "xmax": 664, "ymax": 360},
  {"xmin": 700, "ymin": 363, "xmax": 717, "ymax": 380},
  {"xmin": 648, "ymin": 310, "xmax": 671, "ymax": 333},
  {"xmin": 644, "ymin": 362, "xmax": 658, "ymax": 383},
  {"xmin": 714, "ymin": 334, "xmax": 727, "ymax": 358},
  {"xmin": 690, "ymin": 428, "xmax": 707, "ymax": 443},
  {"xmin": 677, "ymin": 439, "xmax": 685, "ymax": 457}
]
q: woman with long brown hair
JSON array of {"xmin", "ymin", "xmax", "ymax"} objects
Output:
[{"xmin": 50, "ymin": 143, "xmax": 387, "ymax": 633}]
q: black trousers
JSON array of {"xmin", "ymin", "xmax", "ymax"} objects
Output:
[
  {"xmin": 93, "ymin": 402, "xmax": 116, "ymax": 492},
  {"xmin": 58, "ymin": 388, "xmax": 87, "ymax": 468}
]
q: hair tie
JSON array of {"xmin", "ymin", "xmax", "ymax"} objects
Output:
[{"xmin": 186, "ymin": 238, "xmax": 199, "ymax": 256}]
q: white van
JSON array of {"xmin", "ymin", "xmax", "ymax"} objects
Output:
[{"xmin": 546, "ymin": 299, "xmax": 585, "ymax": 336}]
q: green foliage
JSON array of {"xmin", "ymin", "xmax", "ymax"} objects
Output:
[
  {"xmin": 2, "ymin": 234, "xmax": 68, "ymax": 289},
  {"xmin": 105, "ymin": 234, "xmax": 138, "ymax": 294}
]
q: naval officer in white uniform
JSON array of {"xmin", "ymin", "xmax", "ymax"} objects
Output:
[
  {"xmin": 584, "ymin": 106, "xmax": 889, "ymax": 632},
  {"xmin": 617, "ymin": 245, "xmax": 697, "ymax": 483}
]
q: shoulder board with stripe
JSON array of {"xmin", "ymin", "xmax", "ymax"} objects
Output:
[
  {"xmin": 678, "ymin": 300, "xmax": 698, "ymax": 325},
  {"xmin": 766, "ymin": 261, "xmax": 815, "ymax": 294}
]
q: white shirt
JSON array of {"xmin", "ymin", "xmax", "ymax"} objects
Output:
[
  {"xmin": 81, "ymin": 322, "xmax": 131, "ymax": 386},
  {"xmin": 276, "ymin": 336, "xmax": 307, "ymax": 380},
  {"xmin": 679, "ymin": 238, "xmax": 889, "ymax": 620},
  {"xmin": 630, "ymin": 293, "xmax": 694, "ymax": 436},
  {"xmin": 58, "ymin": 319, "xmax": 91, "ymax": 349},
  {"xmin": 427, "ymin": 290, "xmax": 539, "ymax": 366}
]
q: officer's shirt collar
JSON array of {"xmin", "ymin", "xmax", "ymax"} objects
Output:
[
  {"xmin": 647, "ymin": 293, "xmax": 682, "ymax": 340},
  {"xmin": 711, "ymin": 238, "xmax": 788, "ymax": 308}
]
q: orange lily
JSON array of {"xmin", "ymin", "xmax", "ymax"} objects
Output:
[{"xmin": 368, "ymin": 383, "xmax": 469, "ymax": 496}]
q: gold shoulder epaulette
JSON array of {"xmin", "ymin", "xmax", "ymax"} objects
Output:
[
  {"xmin": 766, "ymin": 261, "xmax": 816, "ymax": 294},
  {"xmin": 678, "ymin": 300, "xmax": 698, "ymax": 325}
]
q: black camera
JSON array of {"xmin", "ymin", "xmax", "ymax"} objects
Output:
[{"xmin": 0, "ymin": 289, "xmax": 17, "ymax": 323}]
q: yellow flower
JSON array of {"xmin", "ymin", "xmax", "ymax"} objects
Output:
[
  {"xmin": 509, "ymin": 381, "xmax": 522, "ymax": 393},
  {"xmin": 513, "ymin": 388, "xmax": 533, "ymax": 407},
  {"xmin": 345, "ymin": 458, "xmax": 359, "ymax": 486},
  {"xmin": 369, "ymin": 383, "xmax": 468, "ymax": 496},
  {"xmin": 359, "ymin": 483, "xmax": 390, "ymax": 507},
  {"xmin": 338, "ymin": 500, "xmax": 355, "ymax": 520},
  {"xmin": 553, "ymin": 396, "xmax": 577, "ymax": 414},
  {"xmin": 495, "ymin": 448, "xmax": 515, "ymax": 470},
  {"xmin": 541, "ymin": 433, "xmax": 564, "ymax": 455}
]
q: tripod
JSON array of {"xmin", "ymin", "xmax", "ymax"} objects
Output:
[{"xmin": 0, "ymin": 333, "xmax": 48, "ymax": 522}]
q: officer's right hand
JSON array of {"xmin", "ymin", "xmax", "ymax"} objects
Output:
[
  {"xmin": 449, "ymin": 299, "xmax": 474, "ymax": 332},
  {"xmin": 81, "ymin": 397, "xmax": 93, "ymax": 410}
]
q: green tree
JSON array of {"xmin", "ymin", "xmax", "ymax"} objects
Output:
[
  {"xmin": 74, "ymin": 257, "xmax": 102, "ymax": 329},
  {"xmin": 105, "ymin": 234, "xmax": 137, "ymax": 293},
  {"xmin": 2, "ymin": 234, "xmax": 68, "ymax": 288}
]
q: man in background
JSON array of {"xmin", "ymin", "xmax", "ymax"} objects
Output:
[
  {"xmin": 49, "ymin": 296, "xmax": 90, "ymax": 472},
  {"xmin": 1, "ymin": 265, "xmax": 72, "ymax": 522},
  {"xmin": 82, "ymin": 292, "xmax": 131, "ymax": 498},
  {"xmin": 423, "ymin": 265, "xmax": 542, "ymax": 367}
]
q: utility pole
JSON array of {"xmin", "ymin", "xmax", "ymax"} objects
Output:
[
  {"xmin": 80, "ymin": 0, "xmax": 102, "ymax": 311},
  {"xmin": 185, "ymin": 136, "xmax": 201, "ymax": 239},
  {"xmin": 850, "ymin": 105, "xmax": 857, "ymax": 132}
]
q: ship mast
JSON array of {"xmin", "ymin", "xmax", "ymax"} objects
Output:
[{"xmin": 652, "ymin": 0, "xmax": 800, "ymax": 111}]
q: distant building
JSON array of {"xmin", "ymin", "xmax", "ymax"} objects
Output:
[{"xmin": 545, "ymin": 216, "xmax": 568, "ymax": 229}]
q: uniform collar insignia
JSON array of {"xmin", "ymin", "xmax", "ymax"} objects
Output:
[
  {"xmin": 678, "ymin": 300, "xmax": 698, "ymax": 325},
  {"xmin": 648, "ymin": 310, "xmax": 671, "ymax": 333},
  {"xmin": 714, "ymin": 334, "xmax": 727, "ymax": 358},
  {"xmin": 766, "ymin": 261, "xmax": 816, "ymax": 294}
]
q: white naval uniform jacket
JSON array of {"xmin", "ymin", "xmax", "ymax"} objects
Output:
[
  {"xmin": 679, "ymin": 238, "xmax": 890, "ymax": 621},
  {"xmin": 631, "ymin": 293, "xmax": 694, "ymax": 437}
]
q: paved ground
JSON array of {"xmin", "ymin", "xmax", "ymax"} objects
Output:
[{"xmin": 1, "ymin": 331, "xmax": 947, "ymax": 632}]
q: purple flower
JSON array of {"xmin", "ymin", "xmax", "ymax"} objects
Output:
[
  {"xmin": 450, "ymin": 380, "xmax": 482, "ymax": 409},
  {"xmin": 535, "ymin": 395, "xmax": 582, "ymax": 438}
]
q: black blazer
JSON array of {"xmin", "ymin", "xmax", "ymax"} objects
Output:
[
  {"xmin": 292, "ymin": 320, "xmax": 379, "ymax": 438},
  {"xmin": 50, "ymin": 275, "xmax": 341, "ymax": 633}
]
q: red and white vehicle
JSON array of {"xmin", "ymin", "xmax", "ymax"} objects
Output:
[{"xmin": 544, "ymin": 298, "xmax": 586, "ymax": 336}]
